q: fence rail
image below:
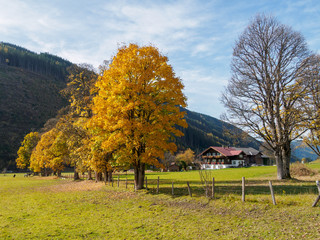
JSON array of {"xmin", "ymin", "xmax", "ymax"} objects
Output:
[{"xmin": 60, "ymin": 173, "xmax": 320, "ymax": 207}]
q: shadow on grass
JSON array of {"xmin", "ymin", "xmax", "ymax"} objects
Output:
[
  {"xmin": 142, "ymin": 179, "xmax": 320, "ymax": 197},
  {"xmin": 61, "ymin": 173, "xmax": 319, "ymax": 198}
]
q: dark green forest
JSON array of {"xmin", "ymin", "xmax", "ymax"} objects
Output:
[
  {"xmin": 0, "ymin": 42, "xmax": 71, "ymax": 170},
  {"xmin": 0, "ymin": 42, "xmax": 260, "ymax": 170},
  {"xmin": 176, "ymin": 108, "xmax": 260, "ymax": 152}
]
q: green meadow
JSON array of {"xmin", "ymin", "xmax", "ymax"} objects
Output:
[{"xmin": 1, "ymin": 165, "xmax": 320, "ymax": 240}]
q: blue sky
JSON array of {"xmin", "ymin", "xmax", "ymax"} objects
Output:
[{"xmin": 1, "ymin": 0, "xmax": 320, "ymax": 118}]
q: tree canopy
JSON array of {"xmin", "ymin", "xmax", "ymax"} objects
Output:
[
  {"xmin": 222, "ymin": 14, "xmax": 311, "ymax": 179},
  {"xmin": 89, "ymin": 43, "xmax": 187, "ymax": 189},
  {"xmin": 301, "ymin": 54, "xmax": 320, "ymax": 156},
  {"xmin": 16, "ymin": 132, "xmax": 40, "ymax": 169}
]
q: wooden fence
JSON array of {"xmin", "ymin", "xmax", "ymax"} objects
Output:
[{"xmin": 60, "ymin": 173, "xmax": 320, "ymax": 207}]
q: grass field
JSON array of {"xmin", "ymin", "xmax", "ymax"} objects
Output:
[{"xmin": 1, "ymin": 164, "xmax": 320, "ymax": 239}]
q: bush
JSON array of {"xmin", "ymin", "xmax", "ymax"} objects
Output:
[{"xmin": 290, "ymin": 162, "xmax": 318, "ymax": 177}]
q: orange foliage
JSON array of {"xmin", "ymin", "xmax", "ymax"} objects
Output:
[
  {"xmin": 88, "ymin": 43, "xmax": 187, "ymax": 168},
  {"xmin": 16, "ymin": 132, "xmax": 40, "ymax": 169}
]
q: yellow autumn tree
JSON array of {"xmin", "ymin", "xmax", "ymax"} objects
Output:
[
  {"xmin": 61, "ymin": 64, "xmax": 99, "ymax": 179},
  {"xmin": 86, "ymin": 136, "xmax": 114, "ymax": 182},
  {"xmin": 25, "ymin": 65, "xmax": 98, "ymax": 178},
  {"xmin": 61, "ymin": 63, "xmax": 98, "ymax": 118},
  {"xmin": 29, "ymin": 126, "xmax": 68, "ymax": 176},
  {"xmin": 176, "ymin": 148, "xmax": 195, "ymax": 170},
  {"xmin": 30, "ymin": 129, "xmax": 57, "ymax": 175},
  {"xmin": 89, "ymin": 43, "xmax": 187, "ymax": 189},
  {"xmin": 16, "ymin": 132, "xmax": 40, "ymax": 169}
]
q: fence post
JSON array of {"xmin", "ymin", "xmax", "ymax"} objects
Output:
[
  {"xmin": 242, "ymin": 177, "xmax": 245, "ymax": 202},
  {"xmin": 172, "ymin": 181, "xmax": 174, "ymax": 196},
  {"xmin": 205, "ymin": 181, "xmax": 208, "ymax": 197},
  {"xmin": 312, "ymin": 180, "xmax": 320, "ymax": 207},
  {"xmin": 145, "ymin": 177, "xmax": 148, "ymax": 190},
  {"xmin": 187, "ymin": 181, "xmax": 192, "ymax": 197},
  {"xmin": 212, "ymin": 177, "xmax": 215, "ymax": 199},
  {"xmin": 112, "ymin": 177, "xmax": 114, "ymax": 187},
  {"xmin": 126, "ymin": 178, "xmax": 128, "ymax": 189},
  {"xmin": 269, "ymin": 181, "xmax": 276, "ymax": 205},
  {"xmin": 117, "ymin": 175, "xmax": 119, "ymax": 187},
  {"xmin": 157, "ymin": 176, "xmax": 159, "ymax": 194}
]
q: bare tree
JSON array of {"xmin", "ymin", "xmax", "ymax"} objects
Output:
[
  {"xmin": 161, "ymin": 151, "xmax": 176, "ymax": 170},
  {"xmin": 221, "ymin": 14, "xmax": 311, "ymax": 179},
  {"xmin": 301, "ymin": 55, "xmax": 320, "ymax": 156}
]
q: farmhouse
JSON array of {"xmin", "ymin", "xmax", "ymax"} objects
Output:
[
  {"xmin": 234, "ymin": 147, "xmax": 263, "ymax": 165},
  {"xmin": 199, "ymin": 146, "xmax": 245, "ymax": 169},
  {"xmin": 199, "ymin": 146, "xmax": 266, "ymax": 169}
]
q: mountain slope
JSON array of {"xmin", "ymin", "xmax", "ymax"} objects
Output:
[
  {"xmin": 0, "ymin": 42, "xmax": 260, "ymax": 170},
  {"xmin": 177, "ymin": 108, "xmax": 260, "ymax": 153},
  {"xmin": 291, "ymin": 140, "xmax": 318, "ymax": 161},
  {"xmin": 0, "ymin": 42, "xmax": 71, "ymax": 80},
  {"xmin": 0, "ymin": 43, "xmax": 71, "ymax": 169},
  {"xmin": 0, "ymin": 65, "xmax": 69, "ymax": 169}
]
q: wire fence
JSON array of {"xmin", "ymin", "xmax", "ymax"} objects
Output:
[{"xmin": 60, "ymin": 173, "xmax": 320, "ymax": 206}]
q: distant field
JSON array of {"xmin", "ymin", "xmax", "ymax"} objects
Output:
[
  {"xmin": 1, "ymin": 165, "xmax": 320, "ymax": 239},
  {"xmin": 310, "ymin": 159, "xmax": 320, "ymax": 164}
]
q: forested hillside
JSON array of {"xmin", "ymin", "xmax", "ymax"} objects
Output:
[
  {"xmin": 0, "ymin": 42, "xmax": 259, "ymax": 170},
  {"xmin": 291, "ymin": 140, "xmax": 318, "ymax": 161},
  {"xmin": 0, "ymin": 42, "xmax": 71, "ymax": 170},
  {"xmin": 0, "ymin": 42, "xmax": 71, "ymax": 80},
  {"xmin": 176, "ymin": 108, "xmax": 260, "ymax": 153}
]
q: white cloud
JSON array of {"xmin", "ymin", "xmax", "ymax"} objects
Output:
[
  {"xmin": 1, "ymin": 0, "xmax": 320, "ymax": 118},
  {"xmin": 96, "ymin": 0, "xmax": 208, "ymax": 54},
  {"xmin": 178, "ymin": 67, "xmax": 229, "ymax": 117}
]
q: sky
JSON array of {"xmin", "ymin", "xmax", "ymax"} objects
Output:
[{"xmin": 1, "ymin": 0, "xmax": 320, "ymax": 118}]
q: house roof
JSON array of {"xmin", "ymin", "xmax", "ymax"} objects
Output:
[
  {"xmin": 199, "ymin": 146, "xmax": 244, "ymax": 157},
  {"xmin": 234, "ymin": 147, "xmax": 260, "ymax": 156}
]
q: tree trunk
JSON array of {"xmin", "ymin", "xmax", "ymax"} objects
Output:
[
  {"xmin": 88, "ymin": 170, "xmax": 92, "ymax": 180},
  {"xmin": 95, "ymin": 171, "xmax": 98, "ymax": 183},
  {"xmin": 108, "ymin": 170, "xmax": 112, "ymax": 183},
  {"xmin": 74, "ymin": 166, "xmax": 80, "ymax": 180},
  {"xmin": 103, "ymin": 169, "xmax": 107, "ymax": 184},
  {"xmin": 275, "ymin": 143, "xmax": 292, "ymax": 179},
  {"xmin": 94, "ymin": 172, "xmax": 103, "ymax": 182},
  {"xmin": 134, "ymin": 162, "xmax": 145, "ymax": 190},
  {"xmin": 274, "ymin": 149, "xmax": 284, "ymax": 180},
  {"xmin": 281, "ymin": 142, "xmax": 291, "ymax": 179}
]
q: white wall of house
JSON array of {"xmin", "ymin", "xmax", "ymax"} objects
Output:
[
  {"xmin": 201, "ymin": 159, "xmax": 245, "ymax": 170},
  {"xmin": 231, "ymin": 160, "xmax": 245, "ymax": 167}
]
